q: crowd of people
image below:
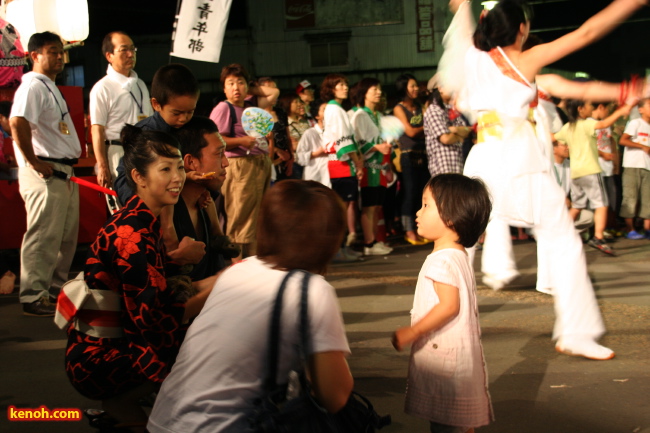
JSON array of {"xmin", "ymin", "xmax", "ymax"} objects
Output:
[{"xmin": 1, "ymin": 0, "xmax": 649, "ymax": 432}]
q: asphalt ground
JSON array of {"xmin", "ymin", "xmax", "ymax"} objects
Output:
[{"xmin": 1, "ymin": 235, "xmax": 649, "ymax": 433}]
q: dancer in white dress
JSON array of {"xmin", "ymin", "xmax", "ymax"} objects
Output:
[{"xmin": 440, "ymin": 0, "xmax": 648, "ymax": 360}]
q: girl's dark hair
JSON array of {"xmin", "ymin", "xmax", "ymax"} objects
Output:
[
  {"xmin": 565, "ymin": 99, "xmax": 585, "ymax": 125},
  {"xmin": 395, "ymin": 74, "xmax": 417, "ymax": 101},
  {"xmin": 121, "ymin": 124, "xmax": 182, "ymax": 191},
  {"xmin": 473, "ymin": 0, "xmax": 533, "ymax": 52},
  {"xmin": 257, "ymin": 180, "xmax": 346, "ymax": 274},
  {"xmin": 427, "ymin": 88, "xmax": 445, "ymax": 111},
  {"xmin": 425, "ymin": 174, "xmax": 492, "ymax": 248},
  {"xmin": 353, "ymin": 77, "xmax": 381, "ymax": 108},
  {"xmin": 310, "ymin": 99, "xmax": 326, "ymax": 119},
  {"xmin": 278, "ymin": 93, "xmax": 300, "ymax": 115},
  {"xmin": 320, "ymin": 74, "xmax": 348, "ymax": 102}
]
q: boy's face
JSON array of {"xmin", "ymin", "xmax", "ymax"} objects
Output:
[
  {"xmin": 223, "ymin": 75, "xmax": 248, "ymax": 105},
  {"xmin": 592, "ymin": 103, "xmax": 612, "ymax": 120},
  {"xmin": 152, "ymin": 94, "xmax": 197, "ymax": 128},
  {"xmin": 554, "ymin": 142, "xmax": 569, "ymax": 159},
  {"xmin": 639, "ymin": 99, "xmax": 650, "ymax": 120}
]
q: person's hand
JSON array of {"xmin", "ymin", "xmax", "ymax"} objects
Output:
[
  {"xmin": 620, "ymin": 104, "xmax": 633, "ymax": 117},
  {"xmin": 285, "ymin": 159, "xmax": 294, "ymax": 177},
  {"xmin": 242, "ymin": 136, "xmax": 258, "ymax": 149},
  {"xmin": 96, "ymin": 164, "xmax": 113, "ymax": 189},
  {"xmin": 197, "ymin": 190, "xmax": 213, "ymax": 209},
  {"xmin": 175, "ymin": 236, "xmax": 206, "ymax": 265},
  {"xmin": 30, "ymin": 160, "xmax": 53, "ymax": 178},
  {"xmin": 642, "ymin": 145, "xmax": 650, "ymax": 156},
  {"xmin": 375, "ymin": 142, "xmax": 392, "ymax": 155},
  {"xmin": 275, "ymin": 148, "xmax": 291, "ymax": 161},
  {"xmin": 601, "ymin": 153, "xmax": 614, "ymax": 162},
  {"xmin": 187, "ymin": 170, "xmax": 216, "ymax": 184},
  {"xmin": 392, "ymin": 326, "xmax": 417, "ymax": 351},
  {"xmin": 355, "ymin": 162, "xmax": 365, "ymax": 181}
]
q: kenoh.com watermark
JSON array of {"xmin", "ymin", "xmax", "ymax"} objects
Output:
[{"xmin": 7, "ymin": 405, "xmax": 82, "ymax": 422}]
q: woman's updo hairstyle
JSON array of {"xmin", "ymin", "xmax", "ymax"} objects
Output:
[
  {"xmin": 473, "ymin": 0, "xmax": 533, "ymax": 52},
  {"xmin": 121, "ymin": 124, "xmax": 182, "ymax": 190}
]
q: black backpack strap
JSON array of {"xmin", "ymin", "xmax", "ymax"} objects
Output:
[{"xmin": 225, "ymin": 101, "xmax": 237, "ymax": 138}]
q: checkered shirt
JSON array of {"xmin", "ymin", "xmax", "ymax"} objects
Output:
[{"xmin": 424, "ymin": 103, "xmax": 467, "ymax": 177}]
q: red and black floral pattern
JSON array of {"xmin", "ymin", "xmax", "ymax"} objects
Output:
[{"xmin": 65, "ymin": 196, "xmax": 185, "ymax": 400}]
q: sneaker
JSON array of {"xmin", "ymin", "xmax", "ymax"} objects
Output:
[
  {"xmin": 343, "ymin": 246, "xmax": 362, "ymax": 259},
  {"xmin": 346, "ymin": 232, "xmax": 357, "ymax": 247},
  {"xmin": 625, "ymin": 230, "xmax": 645, "ymax": 240},
  {"xmin": 22, "ymin": 297, "xmax": 56, "ymax": 317},
  {"xmin": 587, "ymin": 237, "xmax": 615, "ymax": 256},
  {"xmin": 364, "ymin": 242, "xmax": 393, "ymax": 256},
  {"xmin": 602, "ymin": 230, "xmax": 614, "ymax": 240},
  {"xmin": 332, "ymin": 248, "xmax": 356, "ymax": 263}
]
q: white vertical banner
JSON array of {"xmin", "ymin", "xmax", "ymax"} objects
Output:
[{"xmin": 171, "ymin": 0, "xmax": 232, "ymax": 63}]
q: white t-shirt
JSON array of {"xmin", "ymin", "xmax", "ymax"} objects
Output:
[
  {"xmin": 596, "ymin": 126, "xmax": 614, "ymax": 177},
  {"xmin": 295, "ymin": 125, "xmax": 331, "ymax": 187},
  {"xmin": 622, "ymin": 118, "xmax": 650, "ymax": 170},
  {"xmin": 147, "ymin": 256, "xmax": 350, "ymax": 433},
  {"xmin": 89, "ymin": 65, "xmax": 153, "ymax": 141},
  {"xmin": 10, "ymin": 72, "xmax": 81, "ymax": 166}
]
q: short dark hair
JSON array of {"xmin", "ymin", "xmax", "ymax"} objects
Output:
[
  {"xmin": 257, "ymin": 180, "xmax": 346, "ymax": 274},
  {"xmin": 564, "ymin": 99, "xmax": 585, "ymax": 125},
  {"xmin": 121, "ymin": 124, "xmax": 182, "ymax": 191},
  {"xmin": 320, "ymin": 74, "xmax": 348, "ymax": 102},
  {"xmin": 354, "ymin": 77, "xmax": 381, "ymax": 108},
  {"xmin": 425, "ymin": 174, "xmax": 492, "ymax": 248},
  {"xmin": 220, "ymin": 63, "xmax": 249, "ymax": 84},
  {"xmin": 0, "ymin": 101, "xmax": 12, "ymax": 118},
  {"xmin": 395, "ymin": 73, "xmax": 417, "ymax": 101},
  {"xmin": 101, "ymin": 31, "xmax": 128, "ymax": 56},
  {"xmin": 174, "ymin": 116, "xmax": 219, "ymax": 160},
  {"xmin": 638, "ymin": 97, "xmax": 650, "ymax": 109},
  {"xmin": 28, "ymin": 31, "xmax": 62, "ymax": 54},
  {"xmin": 151, "ymin": 64, "xmax": 200, "ymax": 107}
]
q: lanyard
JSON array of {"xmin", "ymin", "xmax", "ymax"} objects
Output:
[
  {"xmin": 37, "ymin": 78, "xmax": 68, "ymax": 122},
  {"xmin": 553, "ymin": 164, "xmax": 565, "ymax": 189},
  {"xmin": 129, "ymin": 82, "xmax": 145, "ymax": 114}
]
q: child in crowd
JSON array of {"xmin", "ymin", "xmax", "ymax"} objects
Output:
[
  {"xmin": 295, "ymin": 101, "xmax": 330, "ymax": 186},
  {"xmin": 619, "ymin": 97, "xmax": 650, "ymax": 239},
  {"xmin": 592, "ymin": 102, "xmax": 620, "ymax": 233},
  {"xmin": 553, "ymin": 100, "xmax": 631, "ymax": 255},
  {"xmin": 393, "ymin": 173, "xmax": 493, "ymax": 433},
  {"xmin": 112, "ymin": 64, "xmax": 208, "ymax": 265}
]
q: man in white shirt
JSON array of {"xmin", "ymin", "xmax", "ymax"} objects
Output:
[
  {"xmin": 90, "ymin": 31, "xmax": 152, "ymax": 208},
  {"xmin": 10, "ymin": 32, "xmax": 81, "ymax": 316}
]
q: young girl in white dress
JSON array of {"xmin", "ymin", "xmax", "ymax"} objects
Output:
[{"xmin": 393, "ymin": 174, "xmax": 493, "ymax": 433}]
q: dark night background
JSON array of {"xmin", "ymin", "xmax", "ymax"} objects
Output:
[{"xmin": 80, "ymin": 1, "xmax": 649, "ymax": 85}]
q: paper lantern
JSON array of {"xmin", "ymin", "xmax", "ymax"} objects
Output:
[{"xmin": 6, "ymin": 0, "xmax": 89, "ymax": 46}]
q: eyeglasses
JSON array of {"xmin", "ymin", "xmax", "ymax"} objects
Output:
[{"xmin": 115, "ymin": 46, "xmax": 137, "ymax": 54}]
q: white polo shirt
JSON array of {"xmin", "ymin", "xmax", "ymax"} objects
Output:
[
  {"xmin": 622, "ymin": 118, "xmax": 650, "ymax": 170},
  {"xmin": 10, "ymin": 72, "xmax": 81, "ymax": 167},
  {"xmin": 89, "ymin": 65, "xmax": 153, "ymax": 141}
]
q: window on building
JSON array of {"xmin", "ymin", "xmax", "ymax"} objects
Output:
[{"xmin": 305, "ymin": 31, "xmax": 351, "ymax": 69}]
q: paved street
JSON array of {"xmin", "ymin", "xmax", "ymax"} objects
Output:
[{"xmin": 1, "ymin": 236, "xmax": 649, "ymax": 433}]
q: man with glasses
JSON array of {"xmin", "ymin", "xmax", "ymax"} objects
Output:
[{"xmin": 90, "ymin": 31, "xmax": 153, "ymax": 210}]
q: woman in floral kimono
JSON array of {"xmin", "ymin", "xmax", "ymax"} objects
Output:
[{"xmin": 64, "ymin": 126, "xmax": 215, "ymax": 432}]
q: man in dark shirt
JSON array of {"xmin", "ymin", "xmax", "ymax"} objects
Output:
[{"xmin": 173, "ymin": 116, "xmax": 231, "ymax": 279}]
